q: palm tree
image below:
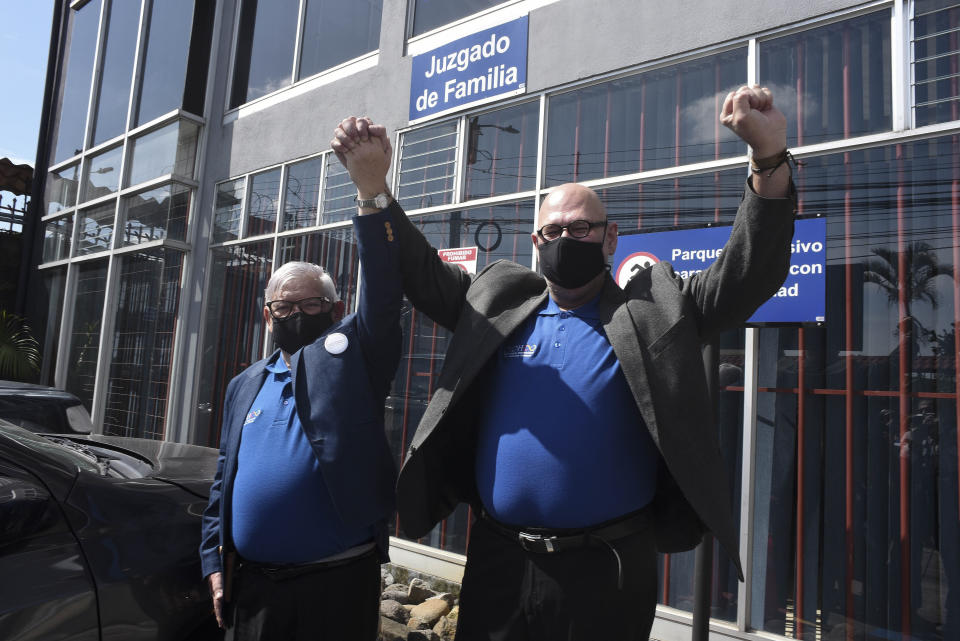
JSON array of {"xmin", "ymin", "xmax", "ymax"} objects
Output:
[{"xmin": 0, "ymin": 310, "xmax": 40, "ymax": 381}]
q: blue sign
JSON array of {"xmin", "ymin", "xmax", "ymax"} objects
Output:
[
  {"xmin": 612, "ymin": 217, "xmax": 827, "ymax": 324},
  {"xmin": 409, "ymin": 16, "xmax": 528, "ymax": 123}
]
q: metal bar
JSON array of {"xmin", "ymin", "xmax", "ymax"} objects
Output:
[
  {"xmin": 604, "ymin": 84, "xmax": 612, "ymax": 178},
  {"xmin": 796, "ymin": 327, "xmax": 806, "ymax": 640},
  {"xmin": 737, "ymin": 327, "xmax": 760, "ymax": 632},
  {"xmin": 692, "ymin": 338, "xmax": 719, "ymax": 641},
  {"xmin": 573, "ymin": 92, "xmax": 581, "ymax": 181}
]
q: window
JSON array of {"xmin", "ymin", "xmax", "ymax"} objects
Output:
[
  {"xmin": 213, "ymin": 178, "xmax": 245, "ymax": 243},
  {"xmin": 51, "ymin": 1, "xmax": 101, "ymax": 164},
  {"xmin": 64, "ymin": 259, "xmax": 109, "ymax": 411},
  {"xmin": 760, "ymin": 9, "xmax": 891, "ymax": 146},
  {"xmin": 76, "ymin": 203, "xmax": 115, "ymax": 255},
  {"xmin": 397, "ymin": 121, "xmax": 459, "ymax": 210},
  {"xmin": 121, "ymin": 184, "xmax": 191, "ymax": 245},
  {"xmin": 282, "ymin": 157, "xmax": 323, "ymax": 231},
  {"xmin": 464, "ymin": 101, "xmax": 539, "ymax": 199},
  {"xmin": 913, "ymin": 0, "xmax": 960, "ymax": 127},
  {"xmin": 45, "ymin": 164, "xmax": 79, "ymax": 215},
  {"xmin": 230, "ymin": 0, "xmax": 383, "ymax": 108},
  {"xmin": 409, "ymin": 0, "xmax": 506, "ymax": 37},
  {"xmin": 91, "ymin": 0, "xmax": 141, "ymax": 145},
  {"xmin": 42, "ymin": 216, "xmax": 73, "ymax": 262},
  {"xmin": 545, "ymin": 48, "xmax": 748, "ymax": 185},
  {"xmin": 276, "ymin": 228, "xmax": 360, "ymax": 315},
  {"xmin": 80, "ymin": 145, "xmax": 123, "ymax": 203},
  {"xmin": 246, "ymin": 169, "xmax": 281, "ymax": 237},
  {"xmin": 127, "ymin": 120, "xmax": 199, "ymax": 187},
  {"xmin": 320, "ymin": 155, "xmax": 356, "ymax": 225}
]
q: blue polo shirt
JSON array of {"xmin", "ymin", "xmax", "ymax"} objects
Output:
[
  {"xmin": 231, "ymin": 356, "xmax": 374, "ymax": 563},
  {"xmin": 475, "ymin": 295, "xmax": 659, "ymax": 528}
]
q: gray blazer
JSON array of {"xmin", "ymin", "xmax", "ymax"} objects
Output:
[{"xmin": 388, "ymin": 181, "xmax": 796, "ymax": 579}]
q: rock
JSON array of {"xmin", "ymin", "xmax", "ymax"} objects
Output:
[
  {"xmin": 379, "ymin": 615, "xmax": 408, "ymax": 641},
  {"xmin": 407, "ymin": 631, "xmax": 441, "ymax": 641},
  {"xmin": 408, "ymin": 599, "xmax": 451, "ymax": 629},
  {"xmin": 381, "ymin": 585, "xmax": 410, "ymax": 604},
  {"xmin": 381, "ymin": 566, "xmax": 395, "ymax": 587},
  {"xmin": 433, "ymin": 615, "xmax": 457, "ymax": 640},
  {"xmin": 379, "ymin": 599, "xmax": 410, "ymax": 624},
  {"xmin": 407, "ymin": 578, "xmax": 436, "ymax": 604},
  {"xmin": 426, "ymin": 593, "xmax": 456, "ymax": 608}
]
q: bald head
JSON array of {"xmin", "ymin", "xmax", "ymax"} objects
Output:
[{"xmin": 536, "ymin": 183, "xmax": 607, "ymax": 228}]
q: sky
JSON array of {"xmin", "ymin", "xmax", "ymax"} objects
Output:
[{"xmin": 0, "ymin": 0, "xmax": 55, "ymax": 166}]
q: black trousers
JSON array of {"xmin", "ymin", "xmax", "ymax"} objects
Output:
[
  {"xmin": 225, "ymin": 549, "xmax": 380, "ymax": 641},
  {"xmin": 455, "ymin": 518, "xmax": 658, "ymax": 641}
]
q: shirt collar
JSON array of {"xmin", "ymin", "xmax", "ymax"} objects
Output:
[
  {"xmin": 539, "ymin": 293, "xmax": 602, "ymax": 320},
  {"xmin": 265, "ymin": 353, "xmax": 291, "ymax": 377}
]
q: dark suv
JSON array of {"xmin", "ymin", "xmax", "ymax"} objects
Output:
[{"xmin": 0, "ymin": 380, "xmax": 94, "ymax": 434}]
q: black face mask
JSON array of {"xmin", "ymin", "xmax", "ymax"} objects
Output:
[
  {"xmin": 271, "ymin": 311, "xmax": 335, "ymax": 355},
  {"xmin": 537, "ymin": 236, "xmax": 607, "ymax": 289}
]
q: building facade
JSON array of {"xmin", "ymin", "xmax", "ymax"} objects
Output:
[{"xmin": 29, "ymin": 1, "xmax": 959, "ymax": 639}]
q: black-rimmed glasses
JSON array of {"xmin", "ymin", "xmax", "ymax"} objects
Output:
[
  {"xmin": 266, "ymin": 297, "xmax": 333, "ymax": 319},
  {"xmin": 537, "ymin": 220, "xmax": 607, "ymax": 241}
]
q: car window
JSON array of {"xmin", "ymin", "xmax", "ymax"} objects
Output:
[
  {"xmin": 0, "ymin": 397, "xmax": 63, "ymax": 433},
  {"xmin": 0, "ymin": 421, "xmax": 101, "ymax": 475}
]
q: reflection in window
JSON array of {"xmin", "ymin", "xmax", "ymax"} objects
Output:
[
  {"xmin": 103, "ymin": 249, "xmax": 184, "ymax": 439},
  {"xmin": 298, "ymin": 0, "xmax": 382, "ymax": 80},
  {"xmin": 193, "ymin": 241, "xmax": 273, "ymax": 447},
  {"xmin": 45, "ymin": 164, "xmax": 79, "ymax": 215},
  {"xmin": 913, "ymin": 1, "xmax": 960, "ymax": 127},
  {"xmin": 51, "ymin": 1, "xmax": 101, "ymax": 163},
  {"xmin": 748, "ymin": 138, "xmax": 960, "ymax": 641},
  {"xmin": 65, "ymin": 259, "xmax": 109, "ymax": 411},
  {"xmin": 387, "ymin": 202, "xmax": 535, "ymax": 554},
  {"xmin": 42, "ymin": 215, "xmax": 73, "ymax": 262},
  {"xmin": 760, "ymin": 9, "xmax": 891, "ymax": 147},
  {"xmin": 546, "ymin": 48, "xmax": 747, "ymax": 185},
  {"xmin": 127, "ymin": 120, "xmax": 199, "ymax": 187},
  {"xmin": 122, "ymin": 184, "xmax": 190, "ymax": 245},
  {"xmin": 230, "ymin": 0, "xmax": 299, "ymax": 108},
  {"xmin": 277, "ymin": 228, "xmax": 359, "ymax": 311},
  {"xmin": 321, "ymin": 155, "xmax": 355, "ymax": 224},
  {"xmin": 81, "ymin": 146, "xmax": 123, "ymax": 203},
  {"xmin": 91, "ymin": 0, "xmax": 140, "ymax": 145},
  {"xmin": 397, "ymin": 121, "xmax": 459, "ymax": 210},
  {"xmin": 246, "ymin": 169, "xmax": 281, "ymax": 237},
  {"xmin": 410, "ymin": 0, "xmax": 505, "ymax": 37},
  {"xmin": 38, "ymin": 268, "xmax": 67, "ymax": 386},
  {"xmin": 465, "ymin": 102, "xmax": 539, "ymax": 199},
  {"xmin": 213, "ymin": 179, "xmax": 245, "ymax": 243},
  {"xmin": 282, "ymin": 157, "xmax": 322, "ymax": 231},
  {"xmin": 77, "ymin": 203, "xmax": 116, "ymax": 255},
  {"xmin": 136, "ymin": 0, "xmax": 202, "ymax": 124}
]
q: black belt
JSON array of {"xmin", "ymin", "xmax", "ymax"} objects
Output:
[
  {"xmin": 237, "ymin": 546, "xmax": 376, "ymax": 581},
  {"xmin": 479, "ymin": 506, "xmax": 653, "ymax": 589}
]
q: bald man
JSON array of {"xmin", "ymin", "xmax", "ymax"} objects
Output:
[{"xmin": 333, "ymin": 85, "xmax": 796, "ymax": 641}]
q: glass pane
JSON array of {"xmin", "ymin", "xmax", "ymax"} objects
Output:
[
  {"xmin": 81, "ymin": 145, "xmax": 123, "ymax": 202},
  {"xmin": 42, "ymin": 215, "xmax": 73, "ymax": 262},
  {"xmin": 103, "ymin": 248, "xmax": 184, "ymax": 439},
  {"xmin": 65, "ymin": 259, "xmax": 109, "ymax": 411},
  {"xmin": 749, "ymin": 137, "xmax": 960, "ymax": 641},
  {"xmin": 91, "ymin": 0, "xmax": 140, "ymax": 145},
  {"xmin": 411, "ymin": 0, "xmax": 504, "ymax": 36},
  {"xmin": 45, "ymin": 163, "xmax": 80, "ymax": 215},
  {"xmin": 246, "ymin": 168, "xmax": 281, "ymax": 236},
  {"xmin": 213, "ymin": 178, "xmax": 244, "ymax": 243},
  {"xmin": 230, "ymin": 0, "xmax": 299, "ymax": 107},
  {"xmin": 546, "ymin": 48, "xmax": 747, "ymax": 185},
  {"xmin": 193, "ymin": 241, "xmax": 273, "ymax": 447},
  {"xmin": 37, "ymin": 268, "xmax": 67, "ymax": 386},
  {"xmin": 914, "ymin": 1, "xmax": 960, "ymax": 126},
  {"xmin": 282, "ymin": 157, "xmax": 322, "ymax": 231},
  {"xmin": 298, "ymin": 0, "xmax": 382, "ymax": 79},
  {"xmin": 136, "ymin": 0, "xmax": 193, "ymax": 125},
  {"xmin": 760, "ymin": 9, "xmax": 891, "ymax": 147},
  {"xmin": 321, "ymin": 154, "xmax": 355, "ymax": 224},
  {"xmin": 76, "ymin": 202, "xmax": 116, "ymax": 255},
  {"xmin": 388, "ymin": 201, "xmax": 535, "ymax": 554},
  {"xmin": 121, "ymin": 184, "xmax": 190, "ymax": 245},
  {"xmin": 52, "ymin": 1, "xmax": 101, "ymax": 163},
  {"xmin": 397, "ymin": 121, "xmax": 458, "ymax": 210},
  {"xmin": 277, "ymin": 227, "xmax": 359, "ymax": 312},
  {"xmin": 127, "ymin": 120, "xmax": 199, "ymax": 186},
  {"xmin": 465, "ymin": 101, "xmax": 539, "ymax": 199}
]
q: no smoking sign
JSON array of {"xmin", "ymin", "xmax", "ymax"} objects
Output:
[{"xmin": 615, "ymin": 251, "xmax": 660, "ymax": 288}]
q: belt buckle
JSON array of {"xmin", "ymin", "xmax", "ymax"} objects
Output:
[{"xmin": 518, "ymin": 531, "xmax": 558, "ymax": 553}]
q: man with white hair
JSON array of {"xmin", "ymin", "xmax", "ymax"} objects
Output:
[{"xmin": 199, "ymin": 240, "xmax": 402, "ymax": 639}]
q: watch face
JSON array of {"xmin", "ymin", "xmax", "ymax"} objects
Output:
[{"xmin": 375, "ymin": 193, "xmax": 390, "ymax": 208}]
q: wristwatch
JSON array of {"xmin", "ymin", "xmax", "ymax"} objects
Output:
[{"xmin": 355, "ymin": 191, "xmax": 392, "ymax": 209}]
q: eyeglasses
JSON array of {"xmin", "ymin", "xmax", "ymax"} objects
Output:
[
  {"xmin": 536, "ymin": 220, "xmax": 607, "ymax": 241},
  {"xmin": 266, "ymin": 297, "xmax": 333, "ymax": 319}
]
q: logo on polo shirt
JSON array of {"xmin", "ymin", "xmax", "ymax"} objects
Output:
[
  {"xmin": 244, "ymin": 409, "xmax": 261, "ymax": 425},
  {"xmin": 503, "ymin": 343, "xmax": 537, "ymax": 358}
]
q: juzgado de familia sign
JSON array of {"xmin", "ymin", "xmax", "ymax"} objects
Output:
[
  {"xmin": 410, "ymin": 16, "xmax": 528, "ymax": 122},
  {"xmin": 612, "ymin": 217, "xmax": 827, "ymax": 324}
]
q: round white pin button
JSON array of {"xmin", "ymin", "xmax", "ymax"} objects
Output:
[{"xmin": 324, "ymin": 332, "xmax": 348, "ymax": 354}]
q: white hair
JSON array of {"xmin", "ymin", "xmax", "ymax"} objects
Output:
[{"xmin": 264, "ymin": 261, "xmax": 339, "ymax": 302}]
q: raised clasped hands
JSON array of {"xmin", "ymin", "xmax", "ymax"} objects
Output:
[
  {"xmin": 720, "ymin": 85, "xmax": 788, "ymax": 158},
  {"xmin": 331, "ymin": 116, "xmax": 392, "ymax": 197}
]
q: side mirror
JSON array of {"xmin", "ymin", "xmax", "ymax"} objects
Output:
[{"xmin": 0, "ymin": 478, "xmax": 55, "ymax": 544}]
